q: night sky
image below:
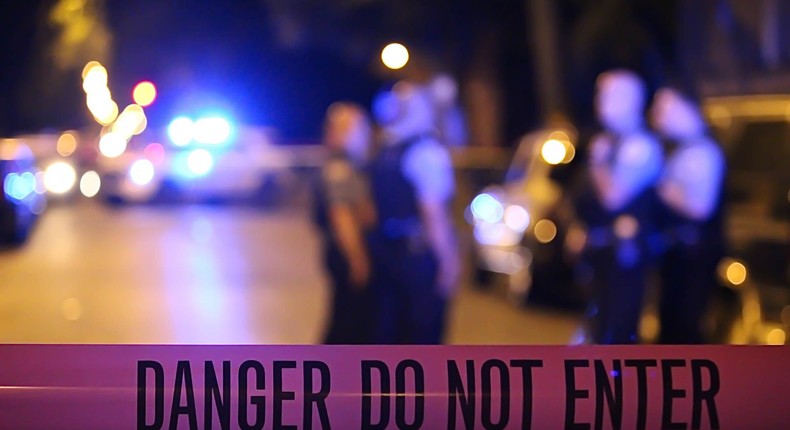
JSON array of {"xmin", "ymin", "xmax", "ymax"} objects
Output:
[
  {"xmin": 0, "ymin": 0, "xmax": 679, "ymax": 142},
  {"xmin": 0, "ymin": 0, "xmax": 386, "ymax": 140}
]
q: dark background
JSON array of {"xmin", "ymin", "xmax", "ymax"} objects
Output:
[{"xmin": 2, "ymin": 0, "xmax": 766, "ymax": 143}]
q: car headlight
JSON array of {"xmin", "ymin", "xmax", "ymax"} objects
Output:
[
  {"xmin": 470, "ymin": 192, "xmax": 504, "ymax": 224},
  {"xmin": 79, "ymin": 171, "xmax": 101, "ymax": 197},
  {"xmin": 43, "ymin": 161, "xmax": 77, "ymax": 195}
]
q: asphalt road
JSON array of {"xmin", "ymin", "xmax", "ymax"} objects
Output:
[{"xmin": 0, "ymin": 201, "xmax": 581, "ymax": 344}]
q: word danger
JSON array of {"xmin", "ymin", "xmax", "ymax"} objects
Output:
[
  {"xmin": 136, "ymin": 358, "xmax": 721, "ymax": 429},
  {"xmin": 138, "ymin": 360, "xmax": 331, "ymax": 430}
]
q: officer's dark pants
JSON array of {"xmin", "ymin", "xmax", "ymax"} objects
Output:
[
  {"xmin": 323, "ymin": 243, "xmax": 373, "ymax": 344},
  {"xmin": 586, "ymin": 244, "xmax": 649, "ymax": 344},
  {"xmin": 659, "ymin": 243, "xmax": 718, "ymax": 344},
  {"xmin": 369, "ymin": 238, "xmax": 445, "ymax": 345}
]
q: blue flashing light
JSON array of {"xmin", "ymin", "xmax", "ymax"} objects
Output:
[
  {"xmin": 4, "ymin": 172, "xmax": 36, "ymax": 201},
  {"xmin": 18, "ymin": 172, "xmax": 36, "ymax": 200},
  {"xmin": 3, "ymin": 173, "xmax": 16, "ymax": 199},
  {"xmin": 194, "ymin": 117, "xmax": 232, "ymax": 145},
  {"xmin": 172, "ymin": 152, "xmax": 193, "ymax": 180}
]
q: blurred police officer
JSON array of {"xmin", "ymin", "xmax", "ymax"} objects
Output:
[
  {"xmin": 368, "ymin": 81, "xmax": 460, "ymax": 344},
  {"xmin": 651, "ymin": 87, "xmax": 726, "ymax": 344},
  {"xmin": 313, "ymin": 102, "xmax": 376, "ymax": 344},
  {"xmin": 578, "ymin": 70, "xmax": 663, "ymax": 344},
  {"xmin": 427, "ymin": 73, "xmax": 468, "ymax": 149}
]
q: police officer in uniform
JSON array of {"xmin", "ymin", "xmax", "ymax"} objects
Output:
[
  {"xmin": 427, "ymin": 73, "xmax": 468, "ymax": 149},
  {"xmin": 368, "ymin": 81, "xmax": 460, "ymax": 344},
  {"xmin": 577, "ymin": 70, "xmax": 663, "ymax": 344},
  {"xmin": 313, "ymin": 102, "xmax": 376, "ymax": 344},
  {"xmin": 651, "ymin": 87, "xmax": 726, "ymax": 344}
]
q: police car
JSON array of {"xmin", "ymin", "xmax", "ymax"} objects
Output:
[
  {"xmin": 1, "ymin": 139, "xmax": 46, "ymax": 246},
  {"xmin": 9, "ymin": 132, "xmax": 88, "ymax": 201},
  {"xmin": 97, "ymin": 115, "xmax": 288, "ymax": 205}
]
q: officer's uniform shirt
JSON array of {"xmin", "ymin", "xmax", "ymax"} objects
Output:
[
  {"xmin": 437, "ymin": 106, "xmax": 468, "ymax": 148},
  {"xmin": 589, "ymin": 130, "xmax": 663, "ymax": 213},
  {"xmin": 316, "ymin": 151, "xmax": 374, "ymax": 345},
  {"xmin": 401, "ymin": 137, "xmax": 455, "ymax": 204},
  {"xmin": 580, "ymin": 130, "xmax": 663, "ymax": 344},
  {"xmin": 658, "ymin": 137, "xmax": 724, "ymax": 222},
  {"xmin": 655, "ymin": 136, "xmax": 725, "ymax": 345},
  {"xmin": 323, "ymin": 155, "xmax": 370, "ymax": 210},
  {"xmin": 315, "ymin": 152, "xmax": 371, "ymax": 241},
  {"xmin": 366, "ymin": 135, "xmax": 453, "ymax": 344}
]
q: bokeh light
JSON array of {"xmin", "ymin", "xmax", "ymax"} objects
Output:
[
  {"xmin": 614, "ymin": 215, "xmax": 639, "ymax": 240},
  {"xmin": 534, "ymin": 219, "xmax": 557, "ymax": 243},
  {"xmin": 34, "ymin": 171, "xmax": 46, "ymax": 194},
  {"xmin": 82, "ymin": 65, "xmax": 108, "ymax": 93},
  {"xmin": 503, "ymin": 205, "xmax": 530, "ymax": 232},
  {"xmin": 541, "ymin": 139, "xmax": 567, "ymax": 165},
  {"xmin": 168, "ymin": 117, "xmax": 194, "ymax": 146},
  {"xmin": 81, "ymin": 61, "xmax": 103, "ymax": 79},
  {"xmin": 471, "ymin": 193, "xmax": 504, "ymax": 224},
  {"xmin": 99, "ymin": 132, "xmax": 128, "ymax": 158},
  {"xmin": 86, "ymin": 85, "xmax": 112, "ymax": 104},
  {"xmin": 87, "ymin": 89, "xmax": 118, "ymax": 125},
  {"xmin": 547, "ymin": 130, "xmax": 570, "ymax": 142},
  {"xmin": 57, "ymin": 132, "xmax": 78, "ymax": 157},
  {"xmin": 94, "ymin": 101, "xmax": 120, "ymax": 126},
  {"xmin": 113, "ymin": 104, "xmax": 147, "ymax": 138},
  {"xmin": 187, "ymin": 149, "xmax": 214, "ymax": 175},
  {"xmin": 565, "ymin": 223, "xmax": 587, "ymax": 254},
  {"xmin": 3, "ymin": 173, "xmax": 36, "ymax": 201},
  {"xmin": 726, "ymin": 261, "xmax": 748, "ymax": 285},
  {"xmin": 79, "ymin": 171, "xmax": 101, "ymax": 198},
  {"xmin": 144, "ymin": 143, "xmax": 165, "ymax": 164},
  {"xmin": 194, "ymin": 117, "xmax": 232, "ymax": 144},
  {"xmin": 129, "ymin": 159, "xmax": 155, "ymax": 186},
  {"xmin": 43, "ymin": 161, "xmax": 77, "ymax": 195},
  {"xmin": 381, "ymin": 43, "xmax": 409, "ymax": 70},
  {"xmin": 561, "ymin": 141, "xmax": 576, "ymax": 164},
  {"xmin": 474, "ymin": 222, "xmax": 507, "ymax": 246},
  {"xmin": 133, "ymin": 81, "xmax": 157, "ymax": 107}
]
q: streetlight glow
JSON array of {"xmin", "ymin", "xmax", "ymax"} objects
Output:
[{"xmin": 381, "ymin": 43, "xmax": 409, "ymax": 70}]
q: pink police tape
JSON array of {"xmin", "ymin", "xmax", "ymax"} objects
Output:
[{"xmin": 0, "ymin": 345, "xmax": 788, "ymax": 429}]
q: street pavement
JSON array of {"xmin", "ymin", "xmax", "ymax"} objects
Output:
[{"xmin": 0, "ymin": 201, "xmax": 581, "ymax": 344}]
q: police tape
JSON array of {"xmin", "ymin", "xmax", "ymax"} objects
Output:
[{"xmin": 0, "ymin": 345, "xmax": 787, "ymax": 429}]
